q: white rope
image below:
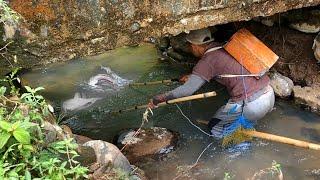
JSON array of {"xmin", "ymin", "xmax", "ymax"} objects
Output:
[
  {"xmin": 173, "ymin": 104, "xmax": 215, "ymax": 180},
  {"xmin": 194, "ymin": 142, "xmax": 213, "ymax": 164},
  {"xmin": 175, "ymin": 104, "xmax": 214, "ymax": 137}
]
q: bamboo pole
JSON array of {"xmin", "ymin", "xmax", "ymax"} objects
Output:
[
  {"xmin": 195, "ymin": 120, "xmax": 320, "ymax": 150},
  {"xmin": 129, "ymin": 79, "xmax": 179, "ymax": 86},
  {"xmin": 243, "ymin": 130, "xmax": 320, "ymax": 150},
  {"xmin": 109, "ymin": 91, "xmax": 217, "ymax": 114}
]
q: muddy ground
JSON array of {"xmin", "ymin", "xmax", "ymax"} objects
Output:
[{"xmin": 247, "ymin": 22, "xmax": 320, "ymax": 87}]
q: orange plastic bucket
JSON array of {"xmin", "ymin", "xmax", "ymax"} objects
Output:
[{"xmin": 224, "ymin": 28, "xmax": 279, "ymax": 74}]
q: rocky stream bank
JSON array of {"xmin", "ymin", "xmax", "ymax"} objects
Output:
[{"xmin": 2, "ymin": 2, "xmax": 320, "ymax": 179}]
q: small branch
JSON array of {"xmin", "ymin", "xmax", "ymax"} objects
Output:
[
  {"xmin": 0, "ymin": 52, "xmax": 13, "ymax": 67},
  {"xmin": 66, "ymin": 144, "xmax": 74, "ymax": 168},
  {"xmin": 0, "ymin": 96, "xmax": 22, "ymax": 105},
  {"xmin": 0, "ymin": 41, "xmax": 13, "ymax": 52},
  {"xmin": 7, "ymin": 103, "xmax": 18, "ymax": 120}
]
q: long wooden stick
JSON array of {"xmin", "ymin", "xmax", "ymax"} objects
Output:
[
  {"xmin": 129, "ymin": 79, "xmax": 179, "ymax": 86},
  {"xmin": 196, "ymin": 120, "xmax": 320, "ymax": 150},
  {"xmin": 109, "ymin": 91, "xmax": 217, "ymax": 114},
  {"xmin": 244, "ymin": 130, "xmax": 320, "ymax": 150}
]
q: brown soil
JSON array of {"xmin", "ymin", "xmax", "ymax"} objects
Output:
[
  {"xmin": 246, "ymin": 21, "xmax": 320, "ymax": 86},
  {"xmin": 167, "ymin": 20, "xmax": 320, "ymax": 87}
]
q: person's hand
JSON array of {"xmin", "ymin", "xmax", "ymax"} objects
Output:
[
  {"xmin": 148, "ymin": 99, "xmax": 157, "ymax": 109},
  {"xmin": 148, "ymin": 93, "xmax": 167, "ymax": 109},
  {"xmin": 179, "ymin": 74, "xmax": 190, "ymax": 83}
]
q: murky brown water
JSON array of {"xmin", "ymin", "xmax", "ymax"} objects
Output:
[{"xmin": 21, "ymin": 44, "xmax": 320, "ymax": 180}]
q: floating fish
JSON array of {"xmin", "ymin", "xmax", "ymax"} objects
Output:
[
  {"xmin": 87, "ymin": 66, "xmax": 132, "ymax": 91},
  {"xmin": 62, "ymin": 66, "xmax": 131, "ymax": 112},
  {"xmin": 62, "ymin": 92, "xmax": 101, "ymax": 112}
]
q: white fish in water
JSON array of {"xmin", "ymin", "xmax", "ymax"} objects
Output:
[
  {"xmin": 87, "ymin": 66, "xmax": 132, "ymax": 91},
  {"xmin": 63, "ymin": 66, "xmax": 130, "ymax": 112},
  {"xmin": 62, "ymin": 92, "xmax": 101, "ymax": 112},
  {"xmin": 88, "ymin": 74, "xmax": 117, "ymax": 90}
]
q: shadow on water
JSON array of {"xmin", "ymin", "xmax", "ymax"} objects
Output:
[{"xmin": 21, "ymin": 44, "xmax": 320, "ymax": 180}]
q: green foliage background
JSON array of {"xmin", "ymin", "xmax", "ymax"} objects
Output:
[{"xmin": 0, "ymin": 71, "xmax": 89, "ymax": 179}]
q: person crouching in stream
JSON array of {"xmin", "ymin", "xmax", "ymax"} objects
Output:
[{"xmin": 149, "ymin": 28, "xmax": 275, "ymax": 140}]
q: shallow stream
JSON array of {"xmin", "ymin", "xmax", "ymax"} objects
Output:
[{"xmin": 22, "ymin": 44, "xmax": 320, "ymax": 179}]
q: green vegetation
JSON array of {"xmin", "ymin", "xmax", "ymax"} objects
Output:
[
  {"xmin": 223, "ymin": 172, "xmax": 234, "ymax": 180},
  {"xmin": 0, "ymin": 72, "xmax": 88, "ymax": 179},
  {"xmin": 270, "ymin": 160, "xmax": 282, "ymax": 176},
  {"xmin": 0, "ymin": 0, "xmax": 20, "ymax": 25}
]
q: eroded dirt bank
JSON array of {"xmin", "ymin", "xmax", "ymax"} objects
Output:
[{"xmin": 248, "ymin": 22, "xmax": 320, "ymax": 87}]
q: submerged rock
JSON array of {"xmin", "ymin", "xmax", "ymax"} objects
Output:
[
  {"xmin": 117, "ymin": 127, "xmax": 178, "ymax": 163},
  {"xmin": 293, "ymin": 85, "xmax": 320, "ymax": 113},
  {"xmin": 300, "ymin": 127, "xmax": 320, "ymax": 142},
  {"xmin": 270, "ymin": 72, "xmax": 294, "ymax": 98},
  {"xmin": 83, "ymin": 140, "xmax": 132, "ymax": 173}
]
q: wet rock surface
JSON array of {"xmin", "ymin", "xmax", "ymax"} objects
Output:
[
  {"xmin": 270, "ymin": 72, "xmax": 294, "ymax": 98},
  {"xmin": 286, "ymin": 8, "xmax": 320, "ymax": 33},
  {"xmin": 293, "ymin": 85, "xmax": 320, "ymax": 113},
  {"xmin": 117, "ymin": 127, "xmax": 178, "ymax": 163},
  {"xmin": 83, "ymin": 140, "xmax": 132, "ymax": 173},
  {"xmin": 76, "ymin": 145, "xmax": 97, "ymax": 167},
  {"xmin": 74, "ymin": 134, "xmax": 93, "ymax": 145}
]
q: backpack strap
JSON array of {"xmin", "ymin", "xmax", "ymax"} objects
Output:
[
  {"xmin": 204, "ymin": 45, "xmax": 268, "ymax": 79},
  {"xmin": 216, "ymin": 70, "xmax": 268, "ymax": 79},
  {"xmin": 204, "ymin": 46, "xmax": 223, "ymax": 55}
]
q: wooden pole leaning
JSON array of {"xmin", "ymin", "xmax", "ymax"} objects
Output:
[
  {"xmin": 196, "ymin": 120, "xmax": 320, "ymax": 150},
  {"xmin": 109, "ymin": 91, "xmax": 217, "ymax": 114},
  {"xmin": 129, "ymin": 79, "xmax": 179, "ymax": 86},
  {"xmin": 243, "ymin": 130, "xmax": 320, "ymax": 150}
]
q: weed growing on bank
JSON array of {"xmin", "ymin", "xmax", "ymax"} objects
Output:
[
  {"xmin": 0, "ymin": 72, "xmax": 88, "ymax": 179},
  {"xmin": 0, "ymin": 0, "xmax": 20, "ymax": 25}
]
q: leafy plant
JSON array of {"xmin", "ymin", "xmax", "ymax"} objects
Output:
[
  {"xmin": 271, "ymin": 160, "xmax": 282, "ymax": 176},
  {"xmin": 0, "ymin": 0, "xmax": 21, "ymax": 25},
  {"xmin": 224, "ymin": 172, "xmax": 234, "ymax": 180},
  {"xmin": 0, "ymin": 70, "xmax": 88, "ymax": 179},
  {"xmin": 251, "ymin": 160, "xmax": 283, "ymax": 180}
]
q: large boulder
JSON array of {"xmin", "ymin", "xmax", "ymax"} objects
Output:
[
  {"xmin": 76, "ymin": 145, "xmax": 97, "ymax": 167},
  {"xmin": 270, "ymin": 72, "xmax": 294, "ymax": 98},
  {"xmin": 3, "ymin": 0, "xmax": 320, "ymax": 71},
  {"xmin": 117, "ymin": 127, "xmax": 178, "ymax": 163},
  {"xmin": 293, "ymin": 85, "xmax": 320, "ymax": 113},
  {"xmin": 83, "ymin": 140, "xmax": 132, "ymax": 173},
  {"xmin": 74, "ymin": 134, "xmax": 93, "ymax": 145}
]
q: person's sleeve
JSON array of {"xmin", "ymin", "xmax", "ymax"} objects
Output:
[
  {"xmin": 166, "ymin": 74, "xmax": 206, "ymax": 99},
  {"xmin": 192, "ymin": 57, "xmax": 214, "ymax": 82}
]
